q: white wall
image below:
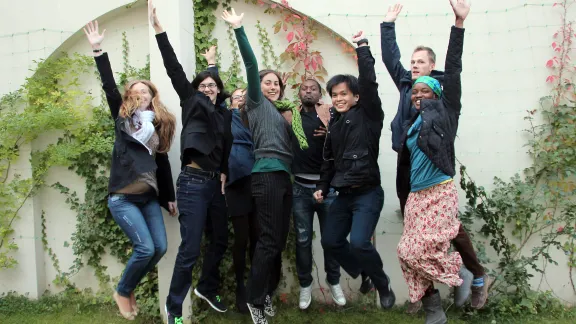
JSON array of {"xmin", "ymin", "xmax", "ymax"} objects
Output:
[{"xmin": 1, "ymin": 0, "xmax": 574, "ymax": 309}]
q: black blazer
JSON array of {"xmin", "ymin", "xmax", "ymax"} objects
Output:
[
  {"xmin": 95, "ymin": 53, "xmax": 175, "ymax": 212},
  {"xmin": 155, "ymin": 32, "xmax": 233, "ymax": 173},
  {"xmin": 397, "ymin": 26, "xmax": 465, "ymax": 199}
]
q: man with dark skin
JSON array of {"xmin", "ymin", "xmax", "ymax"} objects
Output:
[{"xmin": 291, "ymin": 79, "xmax": 346, "ymax": 310}]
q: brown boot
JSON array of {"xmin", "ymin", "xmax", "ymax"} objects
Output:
[
  {"xmin": 471, "ymin": 275, "xmax": 491, "ymax": 309},
  {"xmin": 406, "ymin": 300, "xmax": 422, "ymax": 314}
]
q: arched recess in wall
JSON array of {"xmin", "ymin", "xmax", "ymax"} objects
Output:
[
  {"xmin": 46, "ymin": 1, "xmax": 148, "ymax": 62},
  {"xmin": 213, "ymin": 0, "xmax": 358, "ymax": 97},
  {"xmin": 44, "ymin": 0, "xmax": 358, "ymax": 91}
]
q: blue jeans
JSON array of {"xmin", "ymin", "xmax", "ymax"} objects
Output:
[
  {"xmin": 108, "ymin": 193, "xmax": 167, "ymax": 297},
  {"xmin": 293, "ymin": 183, "xmax": 340, "ymax": 287},
  {"xmin": 321, "ymin": 185, "xmax": 390, "ymax": 293},
  {"xmin": 166, "ymin": 167, "xmax": 228, "ymax": 317}
]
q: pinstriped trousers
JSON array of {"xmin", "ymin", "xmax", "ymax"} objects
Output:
[{"xmin": 247, "ymin": 171, "xmax": 292, "ymax": 305}]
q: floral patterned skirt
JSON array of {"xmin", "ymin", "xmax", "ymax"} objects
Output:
[{"xmin": 397, "ymin": 181, "xmax": 463, "ymax": 303}]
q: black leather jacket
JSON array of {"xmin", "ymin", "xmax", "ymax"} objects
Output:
[{"xmin": 317, "ymin": 45, "xmax": 385, "ymax": 196}]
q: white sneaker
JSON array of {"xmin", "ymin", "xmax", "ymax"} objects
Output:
[
  {"xmin": 299, "ymin": 284, "xmax": 312, "ymax": 309},
  {"xmin": 326, "ymin": 279, "xmax": 346, "ymax": 306}
]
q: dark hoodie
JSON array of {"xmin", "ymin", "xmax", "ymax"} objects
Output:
[{"xmin": 380, "ymin": 22, "xmax": 445, "ymax": 152}]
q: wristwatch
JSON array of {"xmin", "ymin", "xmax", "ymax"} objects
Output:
[{"xmin": 356, "ymin": 38, "xmax": 369, "ymax": 47}]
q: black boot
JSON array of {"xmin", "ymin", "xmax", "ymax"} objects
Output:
[
  {"xmin": 378, "ymin": 275, "xmax": 396, "ymax": 309},
  {"xmin": 235, "ymin": 283, "xmax": 249, "ymax": 314},
  {"xmin": 359, "ymin": 271, "xmax": 374, "ymax": 294},
  {"xmin": 421, "ymin": 291, "xmax": 447, "ymax": 324}
]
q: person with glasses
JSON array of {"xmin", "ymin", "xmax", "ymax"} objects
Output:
[
  {"xmin": 224, "ymin": 88, "xmax": 259, "ymax": 314},
  {"xmin": 149, "ymin": 1, "xmax": 232, "ymax": 322}
]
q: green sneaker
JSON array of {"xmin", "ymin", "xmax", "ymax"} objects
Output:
[
  {"xmin": 194, "ymin": 288, "xmax": 228, "ymax": 312},
  {"xmin": 165, "ymin": 305, "xmax": 183, "ymax": 324}
]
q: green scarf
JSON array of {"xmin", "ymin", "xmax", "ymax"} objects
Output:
[{"xmin": 274, "ymin": 99, "xmax": 308, "ymax": 150}]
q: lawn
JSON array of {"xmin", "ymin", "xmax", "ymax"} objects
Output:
[{"xmin": 1, "ymin": 303, "xmax": 574, "ymax": 324}]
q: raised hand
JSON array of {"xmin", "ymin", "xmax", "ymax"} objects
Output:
[
  {"xmin": 148, "ymin": 0, "xmax": 164, "ymax": 33},
  {"xmin": 383, "ymin": 4, "xmax": 403, "ymax": 23},
  {"xmin": 352, "ymin": 31, "xmax": 365, "ymax": 44},
  {"xmin": 449, "ymin": 0, "xmax": 471, "ymax": 22},
  {"xmin": 83, "ymin": 21, "xmax": 105, "ymax": 49},
  {"xmin": 281, "ymin": 72, "xmax": 290, "ymax": 89},
  {"xmin": 200, "ymin": 45, "xmax": 217, "ymax": 65},
  {"xmin": 221, "ymin": 8, "xmax": 244, "ymax": 29}
]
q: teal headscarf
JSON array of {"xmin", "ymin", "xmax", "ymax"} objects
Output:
[{"xmin": 413, "ymin": 76, "xmax": 442, "ymax": 97}]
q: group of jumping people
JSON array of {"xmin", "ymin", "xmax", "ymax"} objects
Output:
[{"xmin": 83, "ymin": 0, "xmax": 486, "ymax": 323}]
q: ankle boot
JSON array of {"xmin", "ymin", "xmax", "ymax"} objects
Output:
[{"xmin": 421, "ymin": 291, "xmax": 447, "ymax": 324}]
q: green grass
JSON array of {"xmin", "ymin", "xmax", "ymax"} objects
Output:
[{"xmin": 1, "ymin": 302, "xmax": 575, "ymax": 324}]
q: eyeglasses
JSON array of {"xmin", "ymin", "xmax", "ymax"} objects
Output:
[
  {"xmin": 232, "ymin": 95, "xmax": 245, "ymax": 100},
  {"xmin": 198, "ymin": 83, "xmax": 217, "ymax": 90}
]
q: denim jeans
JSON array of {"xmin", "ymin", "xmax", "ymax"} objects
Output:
[
  {"xmin": 292, "ymin": 182, "xmax": 340, "ymax": 287},
  {"xmin": 166, "ymin": 167, "xmax": 228, "ymax": 317},
  {"xmin": 321, "ymin": 185, "xmax": 391, "ymax": 293},
  {"xmin": 108, "ymin": 193, "xmax": 167, "ymax": 298}
]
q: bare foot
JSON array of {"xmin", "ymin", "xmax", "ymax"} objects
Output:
[
  {"xmin": 130, "ymin": 292, "xmax": 139, "ymax": 316},
  {"xmin": 113, "ymin": 291, "xmax": 135, "ymax": 320}
]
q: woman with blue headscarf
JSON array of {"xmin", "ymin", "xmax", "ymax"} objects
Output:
[{"xmin": 396, "ymin": 1, "xmax": 470, "ymax": 323}]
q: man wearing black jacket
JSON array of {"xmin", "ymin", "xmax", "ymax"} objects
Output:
[
  {"xmin": 380, "ymin": 3, "xmax": 489, "ymax": 311},
  {"xmin": 291, "ymin": 79, "xmax": 345, "ymax": 310},
  {"xmin": 314, "ymin": 31, "xmax": 395, "ymax": 310}
]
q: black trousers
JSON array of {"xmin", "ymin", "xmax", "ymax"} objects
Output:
[{"xmin": 246, "ymin": 171, "xmax": 292, "ymax": 306}]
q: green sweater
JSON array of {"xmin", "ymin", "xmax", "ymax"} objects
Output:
[{"xmin": 234, "ymin": 26, "xmax": 292, "ymax": 174}]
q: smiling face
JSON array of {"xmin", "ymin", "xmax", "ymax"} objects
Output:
[
  {"xmin": 330, "ymin": 82, "xmax": 359, "ymax": 113},
  {"xmin": 198, "ymin": 77, "xmax": 220, "ymax": 104},
  {"xmin": 299, "ymin": 79, "xmax": 322, "ymax": 107},
  {"xmin": 230, "ymin": 89, "xmax": 245, "ymax": 108},
  {"xmin": 261, "ymin": 73, "xmax": 281, "ymax": 102},
  {"xmin": 411, "ymin": 83, "xmax": 437, "ymax": 109},
  {"xmin": 131, "ymin": 82, "xmax": 153, "ymax": 111},
  {"xmin": 411, "ymin": 50, "xmax": 435, "ymax": 81}
]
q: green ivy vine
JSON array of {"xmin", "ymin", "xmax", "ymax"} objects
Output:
[
  {"xmin": 256, "ymin": 20, "xmax": 281, "ymax": 71},
  {"xmin": 0, "ymin": 53, "xmax": 93, "ymax": 270},
  {"xmin": 193, "ymin": 0, "xmax": 220, "ymax": 73}
]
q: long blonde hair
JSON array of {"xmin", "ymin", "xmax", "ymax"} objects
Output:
[{"xmin": 120, "ymin": 80, "xmax": 176, "ymax": 153}]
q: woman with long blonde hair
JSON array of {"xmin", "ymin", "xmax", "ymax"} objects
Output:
[{"xmin": 84, "ymin": 20, "xmax": 177, "ymax": 320}]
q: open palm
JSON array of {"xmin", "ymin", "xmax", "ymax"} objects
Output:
[
  {"xmin": 83, "ymin": 21, "xmax": 105, "ymax": 46},
  {"xmin": 449, "ymin": 0, "xmax": 471, "ymax": 21},
  {"xmin": 383, "ymin": 4, "xmax": 403, "ymax": 23},
  {"xmin": 221, "ymin": 8, "xmax": 244, "ymax": 29}
]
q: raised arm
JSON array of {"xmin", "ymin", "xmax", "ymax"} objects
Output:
[
  {"xmin": 149, "ymin": 0, "xmax": 194, "ymax": 102},
  {"xmin": 201, "ymin": 45, "xmax": 219, "ymax": 76},
  {"xmin": 222, "ymin": 9, "xmax": 262, "ymax": 107},
  {"xmin": 84, "ymin": 21, "xmax": 121, "ymax": 120},
  {"xmin": 380, "ymin": 4, "xmax": 411, "ymax": 88},
  {"xmin": 354, "ymin": 31, "xmax": 384, "ymax": 122},
  {"xmin": 442, "ymin": 0, "xmax": 469, "ymax": 115}
]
